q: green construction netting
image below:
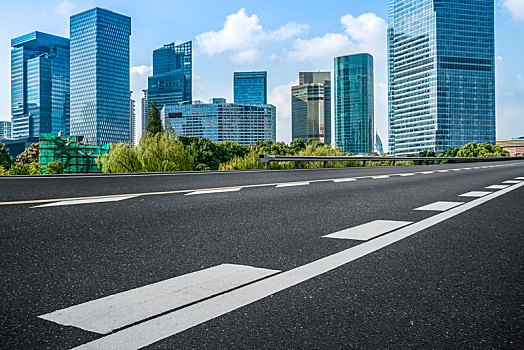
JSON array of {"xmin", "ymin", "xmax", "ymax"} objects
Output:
[{"xmin": 39, "ymin": 133, "xmax": 110, "ymax": 174}]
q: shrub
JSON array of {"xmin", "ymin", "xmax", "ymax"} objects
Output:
[{"xmin": 43, "ymin": 161, "xmax": 66, "ymax": 174}]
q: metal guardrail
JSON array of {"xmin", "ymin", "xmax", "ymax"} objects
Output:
[{"xmin": 259, "ymin": 154, "xmax": 524, "ymax": 170}]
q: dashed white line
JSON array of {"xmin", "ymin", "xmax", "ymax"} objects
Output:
[
  {"xmin": 419, "ymin": 171, "xmax": 434, "ymax": 174},
  {"xmin": 185, "ymin": 188, "xmax": 241, "ymax": 195},
  {"xmin": 31, "ymin": 196, "xmax": 137, "ymax": 208},
  {"xmin": 459, "ymin": 191, "xmax": 492, "ymax": 197},
  {"xmin": 398, "ymin": 173, "xmax": 415, "ymax": 176},
  {"xmin": 40, "ymin": 264, "xmax": 279, "ymax": 335},
  {"xmin": 372, "ymin": 175, "xmax": 390, "ymax": 179},
  {"xmin": 414, "ymin": 201, "xmax": 464, "ymax": 211},
  {"xmin": 276, "ymin": 182, "xmax": 310, "ymax": 188},
  {"xmin": 332, "ymin": 178, "xmax": 357, "ymax": 183},
  {"xmin": 515, "ymin": 177, "xmax": 524, "ymax": 180},
  {"xmin": 502, "ymin": 180, "xmax": 522, "ymax": 184},
  {"xmin": 485, "ymin": 185, "xmax": 510, "ymax": 190},
  {"xmin": 323, "ymin": 220, "xmax": 412, "ymax": 241},
  {"xmin": 437, "ymin": 170, "xmax": 450, "ymax": 173}
]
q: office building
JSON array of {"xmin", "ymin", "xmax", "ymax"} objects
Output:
[
  {"xmin": 70, "ymin": 7, "xmax": 131, "ymax": 145},
  {"xmin": 129, "ymin": 93, "xmax": 135, "ymax": 142},
  {"xmin": 141, "ymin": 89, "xmax": 148, "ymax": 133},
  {"xmin": 161, "ymin": 100, "xmax": 276, "ymax": 146},
  {"xmin": 11, "ymin": 31, "xmax": 70, "ymax": 139},
  {"xmin": 291, "ymin": 72, "xmax": 331, "ymax": 145},
  {"xmin": 1, "ymin": 121, "xmax": 12, "ymax": 140},
  {"xmin": 148, "ymin": 42, "xmax": 192, "ymax": 109},
  {"xmin": 375, "ymin": 133, "xmax": 384, "ymax": 155},
  {"xmin": 497, "ymin": 138, "xmax": 524, "ymax": 156},
  {"xmin": 233, "ymin": 71, "xmax": 267, "ymax": 104},
  {"xmin": 334, "ymin": 53, "xmax": 374, "ymax": 153},
  {"xmin": 388, "ymin": 0, "xmax": 495, "ymax": 155}
]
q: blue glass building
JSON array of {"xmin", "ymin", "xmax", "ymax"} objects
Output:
[
  {"xmin": 233, "ymin": 71, "xmax": 267, "ymax": 104},
  {"xmin": 11, "ymin": 31, "xmax": 70, "ymax": 139},
  {"xmin": 70, "ymin": 8, "xmax": 131, "ymax": 145},
  {"xmin": 334, "ymin": 54, "xmax": 374, "ymax": 154},
  {"xmin": 161, "ymin": 100, "xmax": 276, "ymax": 146},
  {"xmin": 0, "ymin": 121, "xmax": 12, "ymax": 140},
  {"xmin": 388, "ymin": 0, "xmax": 495, "ymax": 155},
  {"xmin": 148, "ymin": 42, "xmax": 192, "ymax": 109}
]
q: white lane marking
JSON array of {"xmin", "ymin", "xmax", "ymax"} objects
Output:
[
  {"xmin": 372, "ymin": 175, "xmax": 390, "ymax": 179},
  {"xmin": 276, "ymin": 182, "xmax": 309, "ymax": 188},
  {"xmin": 323, "ymin": 220, "xmax": 412, "ymax": 241},
  {"xmin": 502, "ymin": 180, "xmax": 522, "ymax": 184},
  {"xmin": 485, "ymin": 185, "xmax": 510, "ymax": 190},
  {"xmin": 185, "ymin": 188, "xmax": 241, "ymax": 195},
  {"xmin": 451, "ymin": 169, "xmax": 462, "ymax": 171},
  {"xmin": 333, "ymin": 178, "xmax": 357, "ymax": 183},
  {"xmin": 414, "ymin": 201, "xmax": 465, "ymax": 211},
  {"xmin": 31, "ymin": 196, "xmax": 137, "ymax": 208},
  {"xmin": 398, "ymin": 173, "xmax": 415, "ymax": 176},
  {"xmin": 40, "ymin": 264, "xmax": 279, "ymax": 335},
  {"xmin": 419, "ymin": 171, "xmax": 434, "ymax": 174},
  {"xmin": 72, "ymin": 181, "xmax": 524, "ymax": 350},
  {"xmin": 462, "ymin": 168, "xmax": 472, "ymax": 170},
  {"xmin": 515, "ymin": 177, "xmax": 524, "ymax": 180},
  {"xmin": 437, "ymin": 170, "xmax": 450, "ymax": 173},
  {"xmin": 459, "ymin": 191, "xmax": 492, "ymax": 197}
]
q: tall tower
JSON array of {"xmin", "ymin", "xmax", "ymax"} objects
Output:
[
  {"xmin": 70, "ymin": 7, "xmax": 131, "ymax": 145},
  {"xmin": 291, "ymin": 72, "xmax": 331, "ymax": 145},
  {"xmin": 388, "ymin": 0, "xmax": 495, "ymax": 155},
  {"xmin": 148, "ymin": 41, "xmax": 192, "ymax": 109},
  {"xmin": 11, "ymin": 31, "xmax": 70, "ymax": 139},
  {"xmin": 334, "ymin": 53, "xmax": 374, "ymax": 154},
  {"xmin": 233, "ymin": 71, "xmax": 267, "ymax": 104}
]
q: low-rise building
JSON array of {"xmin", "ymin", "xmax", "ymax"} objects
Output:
[
  {"xmin": 497, "ymin": 138, "xmax": 524, "ymax": 156},
  {"xmin": 161, "ymin": 100, "xmax": 276, "ymax": 146}
]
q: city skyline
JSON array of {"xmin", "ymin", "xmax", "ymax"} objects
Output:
[{"xmin": 1, "ymin": 0, "xmax": 523, "ymax": 151}]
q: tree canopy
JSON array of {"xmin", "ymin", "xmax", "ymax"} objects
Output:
[{"xmin": 145, "ymin": 100, "xmax": 163, "ymax": 135}]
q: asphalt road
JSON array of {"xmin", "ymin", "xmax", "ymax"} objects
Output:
[{"xmin": 1, "ymin": 160, "xmax": 523, "ymax": 349}]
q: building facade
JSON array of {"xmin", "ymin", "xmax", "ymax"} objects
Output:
[
  {"xmin": 233, "ymin": 71, "xmax": 267, "ymax": 104},
  {"xmin": 148, "ymin": 42, "xmax": 192, "ymax": 110},
  {"xmin": 0, "ymin": 121, "xmax": 12, "ymax": 140},
  {"xmin": 130, "ymin": 91, "xmax": 136, "ymax": 144},
  {"xmin": 388, "ymin": 0, "xmax": 495, "ymax": 155},
  {"xmin": 11, "ymin": 31, "xmax": 70, "ymax": 139},
  {"xmin": 70, "ymin": 7, "xmax": 131, "ymax": 145},
  {"xmin": 334, "ymin": 53, "xmax": 374, "ymax": 154},
  {"xmin": 291, "ymin": 72, "xmax": 331, "ymax": 145},
  {"xmin": 161, "ymin": 100, "xmax": 276, "ymax": 146}
]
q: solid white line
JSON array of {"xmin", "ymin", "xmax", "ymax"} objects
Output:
[
  {"xmin": 398, "ymin": 173, "xmax": 415, "ymax": 176},
  {"xmin": 485, "ymin": 185, "xmax": 510, "ymax": 190},
  {"xmin": 502, "ymin": 180, "xmax": 522, "ymax": 184},
  {"xmin": 414, "ymin": 201, "xmax": 464, "ymax": 211},
  {"xmin": 332, "ymin": 178, "xmax": 357, "ymax": 183},
  {"xmin": 459, "ymin": 191, "xmax": 492, "ymax": 197},
  {"xmin": 40, "ymin": 264, "xmax": 279, "ymax": 334},
  {"xmin": 372, "ymin": 175, "xmax": 390, "ymax": 179},
  {"xmin": 31, "ymin": 196, "xmax": 137, "ymax": 208},
  {"xmin": 72, "ymin": 181, "xmax": 524, "ymax": 350},
  {"xmin": 185, "ymin": 188, "xmax": 241, "ymax": 195},
  {"xmin": 276, "ymin": 182, "xmax": 309, "ymax": 188},
  {"xmin": 323, "ymin": 220, "xmax": 412, "ymax": 241}
]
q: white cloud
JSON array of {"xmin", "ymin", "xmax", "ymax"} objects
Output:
[
  {"xmin": 268, "ymin": 80, "xmax": 298, "ymax": 143},
  {"xmin": 232, "ymin": 49, "xmax": 263, "ymax": 64},
  {"xmin": 131, "ymin": 65, "xmax": 153, "ymax": 76},
  {"xmin": 197, "ymin": 8, "xmax": 307, "ymax": 63},
  {"xmin": 288, "ymin": 12, "xmax": 386, "ymax": 62},
  {"xmin": 502, "ymin": 0, "xmax": 524, "ymax": 20},
  {"xmin": 54, "ymin": 0, "xmax": 76, "ymax": 17}
]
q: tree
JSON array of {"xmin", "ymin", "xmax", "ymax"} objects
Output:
[
  {"xmin": 145, "ymin": 100, "xmax": 163, "ymax": 135},
  {"xmin": 43, "ymin": 161, "xmax": 66, "ymax": 174},
  {"xmin": 17, "ymin": 143, "xmax": 39, "ymax": 164},
  {"xmin": 0, "ymin": 142, "xmax": 13, "ymax": 169}
]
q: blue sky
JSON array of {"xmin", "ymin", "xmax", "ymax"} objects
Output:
[{"xmin": 1, "ymin": 0, "xmax": 523, "ymax": 149}]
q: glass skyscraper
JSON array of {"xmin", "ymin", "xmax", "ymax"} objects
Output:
[
  {"xmin": 0, "ymin": 121, "xmax": 12, "ymax": 140},
  {"xmin": 388, "ymin": 0, "xmax": 495, "ymax": 155},
  {"xmin": 292, "ymin": 72, "xmax": 331, "ymax": 145},
  {"xmin": 148, "ymin": 42, "xmax": 192, "ymax": 109},
  {"xmin": 70, "ymin": 8, "xmax": 131, "ymax": 145},
  {"xmin": 162, "ymin": 100, "xmax": 276, "ymax": 146},
  {"xmin": 233, "ymin": 71, "xmax": 267, "ymax": 104},
  {"xmin": 11, "ymin": 31, "xmax": 70, "ymax": 139},
  {"xmin": 334, "ymin": 53, "xmax": 374, "ymax": 154}
]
